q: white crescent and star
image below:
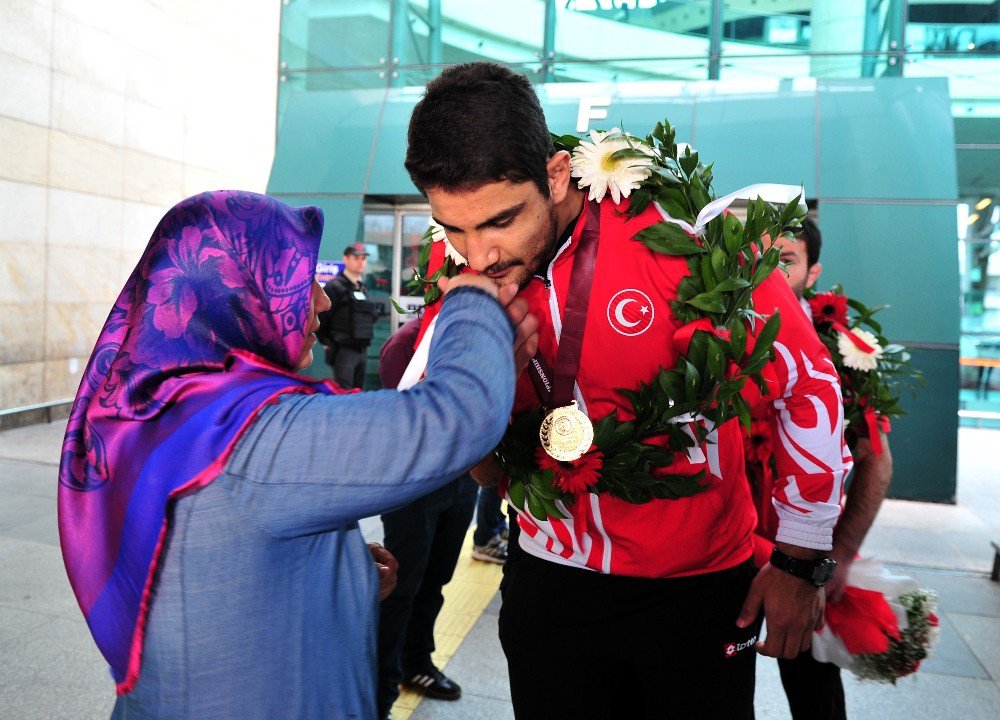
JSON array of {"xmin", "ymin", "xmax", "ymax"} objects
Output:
[
  {"xmin": 614, "ymin": 298, "xmax": 642, "ymax": 328},
  {"xmin": 607, "ymin": 289, "xmax": 654, "ymax": 336}
]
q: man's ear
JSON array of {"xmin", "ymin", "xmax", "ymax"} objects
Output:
[
  {"xmin": 806, "ymin": 261, "xmax": 823, "ymax": 290},
  {"xmin": 547, "ymin": 151, "xmax": 572, "ymax": 203}
]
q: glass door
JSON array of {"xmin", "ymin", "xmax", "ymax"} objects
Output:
[{"xmin": 359, "ymin": 203, "xmax": 432, "ymax": 388}]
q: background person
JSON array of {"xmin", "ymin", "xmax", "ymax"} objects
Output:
[
  {"xmin": 471, "ymin": 487, "xmax": 508, "ymax": 564},
  {"xmin": 317, "ymin": 242, "xmax": 381, "ymax": 389},
  {"xmin": 755, "ymin": 219, "xmax": 894, "ymax": 720},
  {"xmin": 376, "ymin": 318, "xmax": 479, "ymax": 718},
  {"xmin": 58, "ymin": 191, "xmax": 528, "ymax": 720}
]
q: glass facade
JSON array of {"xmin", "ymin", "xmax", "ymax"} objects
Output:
[
  {"xmin": 276, "ymin": 1, "xmax": 999, "ymax": 91},
  {"xmin": 276, "ymin": 0, "xmax": 998, "ymax": 415},
  {"xmin": 271, "ymin": 1, "xmax": 999, "ymax": 497}
]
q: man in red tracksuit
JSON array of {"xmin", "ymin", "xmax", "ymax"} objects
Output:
[{"xmin": 404, "ymin": 61, "xmax": 852, "ymax": 719}]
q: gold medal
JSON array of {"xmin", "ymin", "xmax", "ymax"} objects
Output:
[{"xmin": 539, "ymin": 401, "xmax": 594, "ymax": 461}]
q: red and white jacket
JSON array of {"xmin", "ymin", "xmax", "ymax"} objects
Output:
[{"xmin": 505, "ymin": 197, "xmax": 853, "ymax": 579}]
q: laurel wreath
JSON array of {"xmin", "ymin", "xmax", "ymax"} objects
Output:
[{"xmin": 408, "ymin": 120, "xmax": 806, "ymax": 520}]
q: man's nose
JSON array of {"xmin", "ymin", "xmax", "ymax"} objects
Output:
[{"xmin": 464, "ymin": 235, "xmax": 500, "ymax": 272}]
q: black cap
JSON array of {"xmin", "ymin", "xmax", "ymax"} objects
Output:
[{"xmin": 344, "ymin": 242, "xmax": 369, "ymax": 257}]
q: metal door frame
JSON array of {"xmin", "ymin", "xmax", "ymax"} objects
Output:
[{"xmin": 365, "ymin": 202, "xmax": 432, "ymax": 332}]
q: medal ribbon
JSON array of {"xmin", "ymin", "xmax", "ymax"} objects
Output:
[{"xmin": 529, "ymin": 199, "xmax": 602, "ymax": 409}]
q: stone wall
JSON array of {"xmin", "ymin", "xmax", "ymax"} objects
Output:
[{"xmin": 0, "ymin": 0, "xmax": 280, "ymax": 417}]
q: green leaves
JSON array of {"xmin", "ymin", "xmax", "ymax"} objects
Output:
[
  {"xmin": 751, "ymin": 247, "xmax": 781, "ymax": 288},
  {"xmin": 723, "ymin": 213, "xmax": 743, "ymax": 255},
  {"xmin": 390, "ymin": 298, "xmax": 416, "ymax": 315},
  {"xmin": 550, "ymin": 132, "xmax": 581, "ymax": 152},
  {"xmin": 730, "ymin": 317, "xmax": 748, "ymax": 361},
  {"xmin": 713, "ymin": 277, "xmax": 751, "ymax": 293},
  {"xmin": 508, "ymin": 478, "xmax": 526, "ymax": 510},
  {"xmin": 685, "ymin": 291, "xmax": 726, "ymax": 314},
  {"xmin": 636, "ymin": 222, "xmax": 704, "ymax": 256},
  {"xmin": 679, "ymin": 146, "xmax": 700, "ymax": 177},
  {"xmin": 626, "ymin": 185, "xmax": 653, "ymax": 220},
  {"xmin": 744, "ymin": 312, "xmax": 781, "ymax": 370},
  {"xmin": 609, "ymin": 147, "xmax": 653, "ymax": 163}
]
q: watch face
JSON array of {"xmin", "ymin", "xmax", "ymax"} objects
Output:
[{"xmin": 812, "ymin": 558, "xmax": 837, "ymax": 586}]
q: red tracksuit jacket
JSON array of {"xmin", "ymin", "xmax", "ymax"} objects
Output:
[{"xmin": 506, "ymin": 197, "xmax": 853, "ymax": 578}]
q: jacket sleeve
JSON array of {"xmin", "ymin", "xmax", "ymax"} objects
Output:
[
  {"xmin": 219, "ymin": 287, "xmax": 515, "ymax": 537},
  {"xmin": 752, "ymin": 273, "xmax": 853, "ymax": 551}
]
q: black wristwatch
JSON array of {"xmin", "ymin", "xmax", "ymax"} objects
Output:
[{"xmin": 769, "ymin": 547, "xmax": 837, "ymax": 587}]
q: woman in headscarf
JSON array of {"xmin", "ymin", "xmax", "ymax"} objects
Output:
[{"xmin": 58, "ymin": 191, "xmax": 525, "ymax": 719}]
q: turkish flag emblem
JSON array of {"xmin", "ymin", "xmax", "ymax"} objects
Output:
[{"xmin": 607, "ymin": 289, "xmax": 655, "ymax": 337}]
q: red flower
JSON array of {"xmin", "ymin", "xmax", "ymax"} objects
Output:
[
  {"xmin": 535, "ymin": 445, "xmax": 604, "ymax": 494},
  {"xmin": 928, "ymin": 613, "xmax": 939, "ymax": 627},
  {"xmin": 808, "ymin": 292, "xmax": 849, "ymax": 326}
]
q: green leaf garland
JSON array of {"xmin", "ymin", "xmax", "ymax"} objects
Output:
[
  {"xmin": 496, "ymin": 120, "xmax": 806, "ymax": 518},
  {"xmin": 405, "ymin": 120, "xmax": 807, "ymax": 520}
]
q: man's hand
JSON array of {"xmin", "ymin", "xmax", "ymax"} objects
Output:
[
  {"xmin": 737, "ymin": 548, "xmax": 825, "ymax": 659},
  {"xmin": 368, "ymin": 542, "xmax": 399, "ymax": 601},
  {"xmin": 500, "ymin": 290, "xmax": 539, "ymax": 376},
  {"xmin": 824, "ymin": 553, "xmax": 853, "ymax": 603},
  {"xmin": 470, "ymin": 454, "xmax": 504, "ymax": 488}
]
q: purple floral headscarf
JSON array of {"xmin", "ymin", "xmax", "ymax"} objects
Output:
[{"xmin": 58, "ymin": 191, "xmax": 344, "ymax": 692}]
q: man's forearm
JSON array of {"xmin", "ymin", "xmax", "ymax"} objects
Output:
[{"xmin": 832, "ymin": 433, "xmax": 893, "ymax": 562}]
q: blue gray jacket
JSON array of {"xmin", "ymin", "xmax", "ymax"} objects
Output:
[{"xmin": 111, "ymin": 288, "xmax": 514, "ymax": 720}]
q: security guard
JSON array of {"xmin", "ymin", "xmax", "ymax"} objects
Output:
[{"xmin": 317, "ymin": 243, "xmax": 381, "ymax": 389}]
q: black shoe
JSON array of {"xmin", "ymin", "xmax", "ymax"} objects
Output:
[{"xmin": 402, "ymin": 667, "xmax": 462, "ymax": 701}]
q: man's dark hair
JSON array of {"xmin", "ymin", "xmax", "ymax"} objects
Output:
[
  {"xmin": 405, "ymin": 62, "xmax": 554, "ymax": 197},
  {"xmin": 796, "ymin": 217, "xmax": 822, "ymax": 267}
]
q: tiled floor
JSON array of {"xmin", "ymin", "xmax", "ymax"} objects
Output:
[{"xmin": 1, "ymin": 422, "xmax": 998, "ymax": 719}]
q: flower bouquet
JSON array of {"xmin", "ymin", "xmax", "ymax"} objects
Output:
[
  {"xmin": 810, "ymin": 556, "xmax": 940, "ymax": 683},
  {"xmin": 804, "ymin": 285, "xmax": 923, "ymax": 452}
]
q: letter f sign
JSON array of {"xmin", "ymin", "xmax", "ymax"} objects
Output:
[{"xmin": 576, "ymin": 96, "xmax": 612, "ymax": 133}]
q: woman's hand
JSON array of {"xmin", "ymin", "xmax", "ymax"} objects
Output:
[
  {"xmin": 437, "ymin": 276, "xmax": 539, "ymax": 375},
  {"xmin": 368, "ymin": 542, "xmax": 399, "ymax": 601},
  {"xmin": 437, "ymin": 273, "xmax": 501, "ymax": 299}
]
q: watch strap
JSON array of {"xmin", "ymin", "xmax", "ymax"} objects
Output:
[{"xmin": 769, "ymin": 547, "xmax": 835, "ymax": 587}]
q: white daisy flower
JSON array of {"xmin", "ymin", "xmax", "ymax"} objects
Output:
[
  {"xmin": 837, "ymin": 328, "xmax": 884, "ymax": 372},
  {"xmin": 570, "ymin": 128, "xmax": 656, "ymax": 204},
  {"xmin": 428, "ymin": 220, "xmax": 466, "ymax": 265}
]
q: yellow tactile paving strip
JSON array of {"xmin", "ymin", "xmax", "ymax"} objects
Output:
[{"xmin": 390, "ymin": 528, "xmax": 504, "ymax": 720}]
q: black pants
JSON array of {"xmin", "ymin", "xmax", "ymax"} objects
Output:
[
  {"xmin": 329, "ymin": 345, "xmax": 367, "ymax": 389},
  {"xmin": 778, "ymin": 651, "xmax": 846, "ymax": 720},
  {"xmin": 498, "ymin": 552, "xmax": 761, "ymax": 720},
  {"xmin": 376, "ymin": 475, "xmax": 478, "ymax": 718},
  {"xmin": 473, "ymin": 485, "xmax": 507, "ymax": 547}
]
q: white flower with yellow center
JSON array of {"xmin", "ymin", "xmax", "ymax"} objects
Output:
[
  {"xmin": 570, "ymin": 129, "xmax": 656, "ymax": 204},
  {"xmin": 428, "ymin": 220, "xmax": 466, "ymax": 265},
  {"xmin": 837, "ymin": 328, "xmax": 884, "ymax": 372}
]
